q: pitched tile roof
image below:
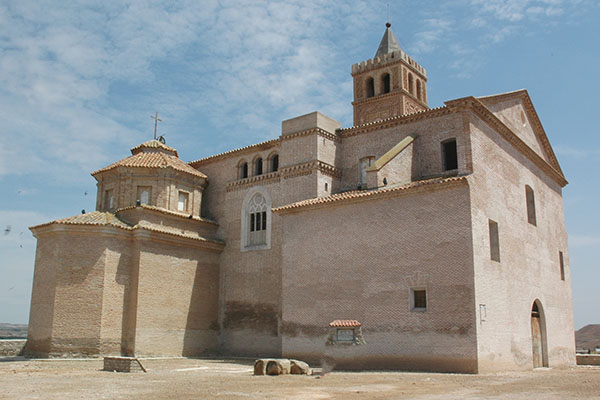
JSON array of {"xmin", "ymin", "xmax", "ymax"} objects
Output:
[
  {"xmin": 31, "ymin": 211, "xmax": 133, "ymax": 230},
  {"xmin": 30, "ymin": 210, "xmax": 225, "ymax": 249},
  {"xmin": 273, "ymin": 176, "xmax": 467, "ymax": 214},
  {"xmin": 329, "ymin": 320, "xmax": 362, "ymax": 327},
  {"xmin": 92, "ymin": 141, "xmax": 207, "ymax": 178},
  {"xmin": 116, "ymin": 204, "xmax": 219, "ymax": 225},
  {"xmin": 130, "ymin": 139, "xmax": 178, "ymax": 156}
]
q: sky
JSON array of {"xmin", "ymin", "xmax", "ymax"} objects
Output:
[{"xmin": 0, "ymin": 0, "xmax": 598, "ymax": 330}]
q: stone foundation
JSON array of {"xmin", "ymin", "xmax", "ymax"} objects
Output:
[
  {"xmin": 0, "ymin": 340, "xmax": 26, "ymax": 357},
  {"xmin": 103, "ymin": 356, "xmax": 147, "ymax": 373},
  {"xmin": 576, "ymin": 355, "xmax": 600, "ymax": 366}
]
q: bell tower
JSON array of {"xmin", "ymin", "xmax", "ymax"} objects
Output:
[{"xmin": 352, "ymin": 23, "xmax": 428, "ymax": 126}]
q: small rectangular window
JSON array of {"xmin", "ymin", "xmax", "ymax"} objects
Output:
[
  {"xmin": 250, "ymin": 214, "xmax": 255, "ymax": 232},
  {"xmin": 489, "ymin": 219, "xmax": 500, "ymax": 262},
  {"xmin": 177, "ymin": 191, "xmax": 189, "ymax": 212},
  {"xmin": 411, "ymin": 288, "xmax": 427, "ymax": 311},
  {"xmin": 137, "ymin": 186, "xmax": 152, "ymax": 205},
  {"xmin": 559, "ymin": 251, "xmax": 565, "ymax": 281},
  {"xmin": 442, "ymin": 139, "xmax": 458, "ymax": 171},
  {"xmin": 336, "ymin": 328, "xmax": 355, "ymax": 342},
  {"xmin": 261, "ymin": 211, "xmax": 267, "ymax": 231}
]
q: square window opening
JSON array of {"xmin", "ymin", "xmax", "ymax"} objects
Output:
[
  {"xmin": 411, "ymin": 288, "xmax": 427, "ymax": 311},
  {"xmin": 442, "ymin": 139, "xmax": 458, "ymax": 171}
]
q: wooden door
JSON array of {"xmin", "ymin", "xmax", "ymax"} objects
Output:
[{"xmin": 531, "ymin": 311, "xmax": 543, "ymax": 368}]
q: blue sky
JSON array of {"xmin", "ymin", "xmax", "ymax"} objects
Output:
[{"xmin": 0, "ymin": 0, "xmax": 598, "ymax": 329}]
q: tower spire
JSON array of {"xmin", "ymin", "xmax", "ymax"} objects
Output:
[{"xmin": 375, "ymin": 22, "xmax": 401, "ymax": 58}]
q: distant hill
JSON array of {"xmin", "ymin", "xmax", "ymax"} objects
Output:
[
  {"xmin": 0, "ymin": 323, "xmax": 27, "ymax": 339},
  {"xmin": 575, "ymin": 324, "xmax": 600, "ymax": 351}
]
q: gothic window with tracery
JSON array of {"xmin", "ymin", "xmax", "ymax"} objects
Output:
[{"xmin": 247, "ymin": 193, "xmax": 267, "ymax": 246}]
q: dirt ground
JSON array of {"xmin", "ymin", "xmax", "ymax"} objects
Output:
[{"xmin": 0, "ymin": 357, "xmax": 598, "ymax": 399}]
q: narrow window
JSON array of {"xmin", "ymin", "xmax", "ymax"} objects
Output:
[
  {"xmin": 255, "ymin": 157, "xmax": 263, "ymax": 175},
  {"xmin": 442, "ymin": 139, "xmax": 458, "ymax": 171},
  {"xmin": 359, "ymin": 156, "xmax": 375, "ymax": 189},
  {"xmin": 559, "ymin": 251, "xmax": 565, "ymax": 281},
  {"xmin": 325, "ymin": 182, "xmax": 328, "ymax": 192},
  {"xmin": 489, "ymin": 219, "xmax": 500, "ymax": 262},
  {"xmin": 408, "ymin": 73, "xmax": 414, "ymax": 95},
  {"xmin": 250, "ymin": 213, "xmax": 255, "ymax": 232},
  {"xmin": 526, "ymin": 185, "xmax": 537, "ymax": 226},
  {"xmin": 411, "ymin": 288, "xmax": 427, "ymax": 311},
  {"xmin": 104, "ymin": 189, "xmax": 114, "ymax": 211},
  {"xmin": 366, "ymin": 77, "xmax": 374, "ymax": 98},
  {"xmin": 240, "ymin": 162, "xmax": 248, "ymax": 179},
  {"xmin": 137, "ymin": 186, "xmax": 151, "ymax": 205},
  {"xmin": 416, "ymin": 80, "xmax": 422, "ymax": 100},
  {"xmin": 177, "ymin": 191, "xmax": 189, "ymax": 212},
  {"xmin": 381, "ymin": 73, "xmax": 390, "ymax": 94},
  {"xmin": 270, "ymin": 154, "xmax": 279, "ymax": 172}
]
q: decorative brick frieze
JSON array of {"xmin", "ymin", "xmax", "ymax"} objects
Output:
[
  {"xmin": 226, "ymin": 171, "xmax": 281, "ymax": 192},
  {"xmin": 280, "ymin": 127, "xmax": 341, "ymax": 143}
]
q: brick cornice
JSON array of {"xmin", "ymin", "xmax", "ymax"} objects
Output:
[
  {"xmin": 281, "ymin": 127, "xmax": 341, "ymax": 143},
  {"xmin": 225, "ymin": 160, "xmax": 342, "ymax": 192},
  {"xmin": 477, "ymin": 90, "xmax": 563, "ymax": 175},
  {"xmin": 338, "ymin": 106, "xmax": 452, "ymax": 138},
  {"xmin": 226, "ymin": 171, "xmax": 281, "ymax": 192},
  {"xmin": 446, "ymin": 96, "xmax": 567, "ymax": 187}
]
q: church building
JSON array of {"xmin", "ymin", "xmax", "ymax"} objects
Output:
[{"xmin": 25, "ymin": 24, "xmax": 575, "ymax": 373}]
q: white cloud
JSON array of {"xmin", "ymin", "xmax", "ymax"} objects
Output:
[
  {"xmin": 569, "ymin": 234, "xmax": 600, "ymax": 248},
  {"xmin": 411, "ymin": 17, "xmax": 453, "ymax": 54},
  {"xmin": 554, "ymin": 145, "xmax": 600, "ymax": 158},
  {"xmin": 0, "ymin": 1, "xmax": 376, "ymax": 180}
]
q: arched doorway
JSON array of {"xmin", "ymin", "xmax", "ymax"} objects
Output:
[{"xmin": 531, "ymin": 300, "xmax": 548, "ymax": 368}]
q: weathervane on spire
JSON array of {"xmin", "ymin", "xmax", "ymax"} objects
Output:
[{"xmin": 151, "ymin": 112, "xmax": 162, "ymax": 140}]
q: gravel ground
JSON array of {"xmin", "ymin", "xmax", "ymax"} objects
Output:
[{"xmin": 0, "ymin": 357, "xmax": 598, "ymax": 399}]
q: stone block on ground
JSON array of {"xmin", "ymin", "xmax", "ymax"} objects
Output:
[
  {"xmin": 255, "ymin": 358, "xmax": 306, "ymax": 375},
  {"xmin": 290, "ymin": 359, "xmax": 311, "ymax": 375},
  {"xmin": 103, "ymin": 356, "xmax": 147, "ymax": 373}
]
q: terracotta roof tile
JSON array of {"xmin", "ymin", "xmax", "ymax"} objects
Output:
[
  {"xmin": 92, "ymin": 151, "xmax": 207, "ymax": 178},
  {"xmin": 130, "ymin": 140, "xmax": 178, "ymax": 156},
  {"xmin": 273, "ymin": 176, "xmax": 467, "ymax": 213},
  {"xmin": 116, "ymin": 204, "xmax": 218, "ymax": 225},
  {"xmin": 32, "ymin": 211, "xmax": 133, "ymax": 230},
  {"xmin": 329, "ymin": 320, "xmax": 362, "ymax": 327}
]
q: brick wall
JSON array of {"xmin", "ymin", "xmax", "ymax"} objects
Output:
[
  {"xmin": 468, "ymin": 105, "xmax": 575, "ymax": 372},
  {"xmin": 278, "ymin": 182, "xmax": 478, "ymax": 372}
]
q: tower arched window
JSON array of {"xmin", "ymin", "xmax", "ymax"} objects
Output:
[
  {"xmin": 366, "ymin": 77, "xmax": 374, "ymax": 98},
  {"xmin": 239, "ymin": 160, "xmax": 248, "ymax": 179},
  {"xmin": 416, "ymin": 80, "xmax": 422, "ymax": 100},
  {"xmin": 381, "ymin": 73, "xmax": 391, "ymax": 94},
  {"xmin": 241, "ymin": 187, "xmax": 272, "ymax": 251},
  {"xmin": 254, "ymin": 157, "xmax": 263, "ymax": 176},
  {"xmin": 269, "ymin": 154, "xmax": 279, "ymax": 172},
  {"xmin": 408, "ymin": 73, "xmax": 414, "ymax": 95}
]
